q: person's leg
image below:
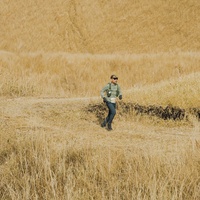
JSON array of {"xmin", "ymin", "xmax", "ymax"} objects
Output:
[
  {"xmin": 101, "ymin": 118, "xmax": 107, "ymax": 127},
  {"xmin": 106, "ymin": 102, "xmax": 116, "ymax": 130},
  {"xmin": 101, "ymin": 102, "xmax": 116, "ymax": 129},
  {"xmin": 101, "ymin": 106, "xmax": 111, "ymax": 127}
]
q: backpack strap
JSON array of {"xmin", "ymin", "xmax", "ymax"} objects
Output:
[
  {"xmin": 108, "ymin": 83, "xmax": 119, "ymax": 96},
  {"xmin": 109, "ymin": 83, "xmax": 111, "ymax": 90}
]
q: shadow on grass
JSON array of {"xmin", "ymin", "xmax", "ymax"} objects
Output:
[{"xmin": 85, "ymin": 101, "xmax": 200, "ymax": 124}]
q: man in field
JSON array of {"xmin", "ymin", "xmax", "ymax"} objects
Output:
[{"xmin": 100, "ymin": 75, "xmax": 122, "ymax": 131}]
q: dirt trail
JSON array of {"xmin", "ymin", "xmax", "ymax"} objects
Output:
[
  {"xmin": 1, "ymin": 97, "xmax": 200, "ymax": 158},
  {"xmin": 2, "ymin": 96, "xmax": 99, "ymax": 102}
]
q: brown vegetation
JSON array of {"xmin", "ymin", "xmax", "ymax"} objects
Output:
[
  {"xmin": 1, "ymin": 0, "xmax": 200, "ymax": 53},
  {"xmin": 1, "ymin": 0, "xmax": 200, "ymax": 199}
]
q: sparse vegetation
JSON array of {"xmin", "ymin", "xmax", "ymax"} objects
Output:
[{"xmin": 1, "ymin": 0, "xmax": 200, "ymax": 199}]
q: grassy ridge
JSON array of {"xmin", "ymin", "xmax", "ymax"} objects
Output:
[
  {"xmin": 128, "ymin": 72, "xmax": 200, "ymax": 108},
  {"xmin": 1, "ymin": 51, "xmax": 200, "ymax": 108},
  {"xmin": 0, "ymin": 0, "xmax": 200, "ymax": 53}
]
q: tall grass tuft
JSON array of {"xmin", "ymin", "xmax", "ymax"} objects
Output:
[{"xmin": 1, "ymin": 129, "xmax": 200, "ymax": 200}]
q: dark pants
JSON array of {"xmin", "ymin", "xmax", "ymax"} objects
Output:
[{"xmin": 105, "ymin": 102, "xmax": 116, "ymax": 124}]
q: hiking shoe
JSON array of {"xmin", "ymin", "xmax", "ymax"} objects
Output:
[
  {"xmin": 107, "ymin": 123, "xmax": 113, "ymax": 131},
  {"xmin": 101, "ymin": 121, "xmax": 106, "ymax": 127}
]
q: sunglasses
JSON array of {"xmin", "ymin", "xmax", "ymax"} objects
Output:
[{"xmin": 113, "ymin": 78, "xmax": 118, "ymax": 80}]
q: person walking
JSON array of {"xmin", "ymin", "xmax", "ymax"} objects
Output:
[{"xmin": 100, "ymin": 75, "xmax": 122, "ymax": 131}]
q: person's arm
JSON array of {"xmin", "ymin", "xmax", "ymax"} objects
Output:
[
  {"xmin": 118, "ymin": 85, "xmax": 122, "ymax": 100},
  {"xmin": 100, "ymin": 84, "xmax": 109, "ymax": 98}
]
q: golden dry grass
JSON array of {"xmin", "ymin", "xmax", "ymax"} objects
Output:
[
  {"xmin": 1, "ymin": 0, "xmax": 200, "ymax": 53},
  {"xmin": 1, "ymin": 97, "xmax": 200, "ymax": 199},
  {"xmin": 1, "ymin": 0, "xmax": 200, "ymax": 199},
  {"xmin": 1, "ymin": 51, "xmax": 200, "ymax": 103}
]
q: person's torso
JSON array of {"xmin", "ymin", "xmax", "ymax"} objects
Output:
[{"xmin": 106, "ymin": 83, "xmax": 119, "ymax": 103}]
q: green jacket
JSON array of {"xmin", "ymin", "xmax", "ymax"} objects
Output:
[{"xmin": 100, "ymin": 83, "xmax": 122, "ymax": 103}]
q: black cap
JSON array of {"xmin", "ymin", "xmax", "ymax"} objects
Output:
[{"xmin": 110, "ymin": 74, "xmax": 118, "ymax": 79}]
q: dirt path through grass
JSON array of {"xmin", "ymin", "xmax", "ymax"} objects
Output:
[{"xmin": 1, "ymin": 97, "xmax": 200, "ymax": 159}]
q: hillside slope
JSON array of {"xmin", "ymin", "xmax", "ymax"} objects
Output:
[{"xmin": 0, "ymin": 0, "xmax": 200, "ymax": 53}]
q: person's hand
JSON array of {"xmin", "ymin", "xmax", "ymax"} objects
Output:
[
  {"xmin": 103, "ymin": 97, "xmax": 107, "ymax": 103},
  {"xmin": 119, "ymin": 95, "xmax": 122, "ymax": 100}
]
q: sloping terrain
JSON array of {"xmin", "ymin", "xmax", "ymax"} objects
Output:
[
  {"xmin": 0, "ymin": 0, "xmax": 200, "ymax": 53},
  {"xmin": 1, "ymin": 1, "xmax": 200, "ymax": 199},
  {"xmin": 1, "ymin": 95, "xmax": 200, "ymax": 199},
  {"xmin": 0, "ymin": 96, "xmax": 198, "ymax": 153}
]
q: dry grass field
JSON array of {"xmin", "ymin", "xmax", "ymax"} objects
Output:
[{"xmin": 1, "ymin": 0, "xmax": 200, "ymax": 199}]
